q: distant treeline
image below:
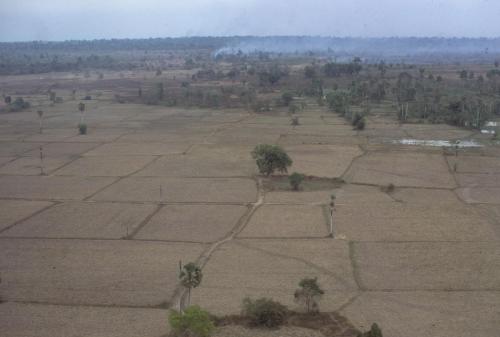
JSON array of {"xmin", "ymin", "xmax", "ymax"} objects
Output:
[
  {"xmin": 1, "ymin": 36, "xmax": 500, "ymax": 75},
  {"xmin": 2, "ymin": 36, "xmax": 500, "ymax": 54}
]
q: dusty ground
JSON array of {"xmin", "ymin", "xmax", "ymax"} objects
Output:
[{"xmin": 0, "ymin": 79, "xmax": 499, "ymax": 337}]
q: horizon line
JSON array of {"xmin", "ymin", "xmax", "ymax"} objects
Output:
[{"xmin": 2, "ymin": 35, "xmax": 500, "ymax": 44}]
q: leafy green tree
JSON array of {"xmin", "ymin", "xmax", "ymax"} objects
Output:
[
  {"xmin": 294, "ymin": 277, "xmax": 324, "ymax": 313},
  {"xmin": 179, "ymin": 262, "xmax": 203, "ymax": 309},
  {"xmin": 251, "ymin": 144, "xmax": 292, "ymax": 176},
  {"xmin": 169, "ymin": 306, "xmax": 214, "ymax": 337},
  {"xmin": 289, "ymin": 172, "xmax": 305, "ymax": 191}
]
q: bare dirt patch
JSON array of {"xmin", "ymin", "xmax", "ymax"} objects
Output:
[
  {"xmin": 239, "ymin": 205, "xmax": 328, "ymax": 238},
  {"xmin": 341, "ymin": 291, "xmax": 500, "ymax": 337},
  {"xmin": 0, "ymin": 200, "xmax": 53, "ymax": 231},
  {"xmin": 285, "ymin": 145, "xmax": 362, "ymax": 178},
  {"xmin": 335, "ymin": 188, "xmax": 496, "ymax": 241},
  {"xmin": 136, "ymin": 145, "xmax": 256, "ymax": 177},
  {"xmin": 345, "ymin": 151, "xmax": 455, "ymax": 188},
  {"xmin": 0, "ymin": 142, "xmax": 39, "ymax": 156},
  {"xmin": 264, "ymin": 190, "xmax": 333, "ymax": 204},
  {"xmin": 85, "ymin": 142, "xmax": 190, "ymax": 156},
  {"xmin": 456, "ymin": 187, "xmax": 500, "ymax": 204},
  {"xmin": 449, "ymin": 155, "xmax": 500, "ymax": 173},
  {"xmin": 0, "ymin": 302, "xmax": 169, "ymax": 337},
  {"xmin": 135, "ymin": 204, "xmax": 248, "ymax": 242},
  {"xmin": 0, "ymin": 175, "xmax": 116, "ymax": 200},
  {"xmin": 192, "ymin": 239, "xmax": 357, "ymax": 315},
  {"xmin": 92, "ymin": 177, "xmax": 257, "ymax": 203},
  {"xmin": 352, "ymin": 241, "xmax": 500, "ymax": 290},
  {"xmin": 455, "ymin": 173, "xmax": 500, "ymax": 187},
  {"xmin": 0, "ymin": 156, "xmax": 71, "ymax": 175},
  {"xmin": 1, "ymin": 201, "xmax": 157, "ymax": 239},
  {"xmin": 53, "ymin": 155, "xmax": 155, "ymax": 176},
  {"xmin": 0, "ymin": 238, "xmax": 205, "ymax": 306},
  {"xmin": 24, "ymin": 142, "xmax": 101, "ymax": 157},
  {"xmin": 402, "ymin": 124, "xmax": 474, "ymax": 140}
]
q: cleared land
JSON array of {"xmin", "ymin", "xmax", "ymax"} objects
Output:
[{"xmin": 0, "ymin": 85, "xmax": 498, "ymax": 337}]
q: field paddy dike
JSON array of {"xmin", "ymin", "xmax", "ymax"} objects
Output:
[{"xmin": 0, "ymin": 77, "xmax": 499, "ymax": 337}]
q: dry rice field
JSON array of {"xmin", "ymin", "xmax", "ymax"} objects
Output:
[{"xmin": 0, "ymin": 80, "xmax": 499, "ymax": 337}]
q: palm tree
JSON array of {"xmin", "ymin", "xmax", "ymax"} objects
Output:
[
  {"xmin": 37, "ymin": 110, "xmax": 44, "ymax": 134},
  {"xmin": 179, "ymin": 262, "xmax": 202, "ymax": 310},
  {"xmin": 78, "ymin": 102, "xmax": 85, "ymax": 124},
  {"xmin": 329, "ymin": 194, "xmax": 336, "ymax": 237}
]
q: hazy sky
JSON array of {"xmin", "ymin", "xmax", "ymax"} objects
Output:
[{"xmin": 1, "ymin": 0, "xmax": 499, "ymax": 42}]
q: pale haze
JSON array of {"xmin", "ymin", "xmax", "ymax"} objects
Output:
[{"xmin": 1, "ymin": 0, "xmax": 500, "ymax": 42}]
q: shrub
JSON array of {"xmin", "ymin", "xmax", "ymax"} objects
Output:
[
  {"xmin": 7, "ymin": 97, "xmax": 30, "ymax": 112},
  {"xmin": 294, "ymin": 277, "xmax": 324, "ymax": 313},
  {"xmin": 352, "ymin": 113, "xmax": 363, "ymax": 126},
  {"xmin": 169, "ymin": 306, "xmax": 215, "ymax": 337},
  {"xmin": 352, "ymin": 113, "xmax": 366, "ymax": 130},
  {"xmin": 241, "ymin": 297, "xmax": 288, "ymax": 328},
  {"xmin": 288, "ymin": 104, "xmax": 300, "ymax": 114},
  {"xmin": 252, "ymin": 144, "xmax": 292, "ymax": 176},
  {"xmin": 358, "ymin": 323, "xmax": 383, "ymax": 337},
  {"xmin": 289, "ymin": 172, "xmax": 305, "ymax": 191},
  {"xmin": 354, "ymin": 117, "xmax": 365, "ymax": 130},
  {"xmin": 78, "ymin": 123, "xmax": 87, "ymax": 135},
  {"xmin": 281, "ymin": 92, "xmax": 294, "ymax": 106},
  {"xmin": 381, "ymin": 183, "xmax": 395, "ymax": 193}
]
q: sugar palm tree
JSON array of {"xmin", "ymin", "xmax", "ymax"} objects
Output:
[
  {"xmin": 179, "ymin": 262, "xmax": 202, "ymax": 310},
  {"xmin": 78, "ymin": 102, "xmax": 85, "ymax": 124},
  {"xmin": 37, "ymin": 110, "xmax": 44, "ymax": 134}
]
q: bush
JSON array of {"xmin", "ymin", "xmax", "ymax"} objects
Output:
[
  {"xmin": 169, "ymin": 306, "xmax": 215, "ymax": 337},
  {"xmin": 78, "ymin": 123, "xmax": 87, "ymax": 135},
  {"xmin": 358, "ymin": 323, "xmax": 383, "ymax": 337},
  {"xmin": 289, "ymin": 172, "xmax": 305, "ymax": 191},
  {"xmin": 241, "ymin": 297, "xmax": 288, "ymax": 328},
  {"xmin": 352, "ymin": 113, "xmax": 363, "ymax": 126},
  {"xmin": 381, "ymin": 183, "xmax": 395, "ymax": 193},
  {"xmin": 288, "ymin": 104, "xmax": 300, "ymax": 114},
  {"xmin": 7, "ymin": 97, "xmax": 30, "ymax": 112},
  {"xmin": 281, "ymin": 92, "xmax": 294, "ymax": 106},
  {"xmin": 252, "ymin": 144, "xmax": 292, "ymax": 176},
  {"xmin": 354, "ymin": 117, "xmax": 365, "ymax": 130}
]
